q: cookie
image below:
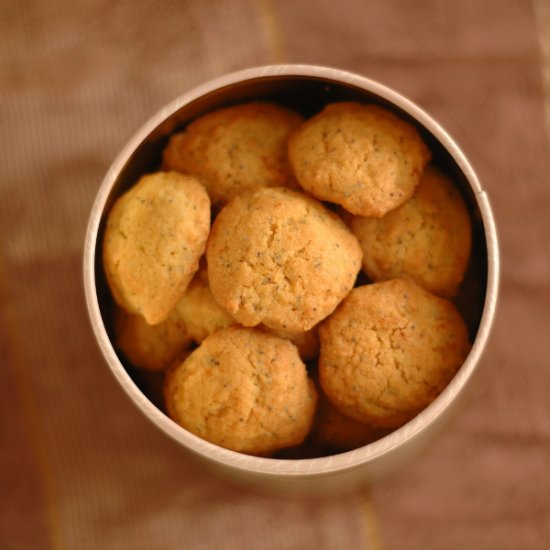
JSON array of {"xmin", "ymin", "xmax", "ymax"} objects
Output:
[
  {"xmin": 113, "ymin": 306, "xmax": 192, "ymax": 371},
  {"xmin": 288, "ymin": 102, "xmax": 431, "ymax": 217},
  {"xmin": 349, "ymin": 166, "xmax": 472, "ymax": 298},
  {"xmin": 206, "ymin": 187, "xmax": 362, "ymax": 332},
  {"xmin": 164, "ymin": 327, "xmax": 318, "ymax": 455},
  {"xmin": 318, "ymin": 279, "xmax": 470, "ymax": 428},
  {"xmin": 174, "ymin": 262, "xmax": 236, "ymax": 343},
  {"xmin": 102, "ymin": 171, "xmax": 211, "ymax": 325},
  {"xmin": 162, "ymin": 102, "xmax": 303, "ymax": 206}
]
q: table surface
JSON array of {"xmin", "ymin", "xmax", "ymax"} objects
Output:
[{"xmin": 1, "ymin": 1, "xmax": 549, "ymax": 549}]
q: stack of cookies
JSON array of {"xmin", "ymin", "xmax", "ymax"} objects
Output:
[{"xmin": 102, "ymin": 100, "xmax": 473, "ymax": 457}]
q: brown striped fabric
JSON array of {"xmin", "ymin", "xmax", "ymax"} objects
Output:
[{"xmin": 1, "ymin": 1, "xmax": 549, "ymax": 549}]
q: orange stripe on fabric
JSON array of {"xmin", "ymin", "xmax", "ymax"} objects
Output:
[
  {"xmin": 0, "ymin": 253, "xmax": 64, "ymax": 550},
  {"xmin": 255, "ymin": 0, "xmax": 288, "ymax": 63},
  {"xmin": 360, "ymin": 488, "xmax": 384, "ymax": 550}
]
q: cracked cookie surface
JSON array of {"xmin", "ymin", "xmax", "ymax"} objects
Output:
[
  {"xmin": 288, "ymin": 102, "xmax": 431, "ymax": 217},
  {"xmin": 318, "ymin": 279, "xmax": 470, "ymax": 428},
  {"xmin": 164, "ymin": 327, "xmax": 318, "ymax": 455},
  {"xmin": 162, "ymin": 102, "xmax": 303, "ymax": 206},
  {"xmin": 206, "ymin": 187, "xmax": 362, "ymax": 332},
  {"xmin": 102, "ymin": 171, "xmax": 210, "ymax": 325},
  {"xmin": 349, "ymin": 166, "xmax": 472, "ymax": 298}
]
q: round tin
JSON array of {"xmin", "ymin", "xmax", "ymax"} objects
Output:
[{"xmin": 83, "ymin": 65, "xmax": 499, "ymax": 495}]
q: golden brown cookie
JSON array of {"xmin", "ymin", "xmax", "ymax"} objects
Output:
[
  {"xmin": 162, "ymin": 102, "xmax": 303, "ymax": 206},
  {"xmin": 349, "ymin": 166, "xmax": 472, "ymax": 298},
  {"xmin": 206, "ymin": 187, "xmax": 362, "ymax": 332},
  {"xmin": 318, "ymin": 279, "xmax": 470, "ymax": 428},
  {"xmin": 113, "ymin": 306, "xmax": 192, "ymax": 371},
  {"xmin": 173, "ymin": 262, "xmax": 236, "ymax": 343},
  {"xmin": 102, "ymin": 171, "xmax": 211, "ymax": 325},
  {"xmin": 164, "ymin": 327, "xmax": 318, "ymax": 455},
  {"xmin": 288, "ymin": 102, "xmax": 431, "ymax": 217}
]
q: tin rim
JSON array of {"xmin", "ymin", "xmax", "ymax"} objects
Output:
[{"xmin": 83, "ymin": 64, "xmax": 499, "ymax": 478}]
